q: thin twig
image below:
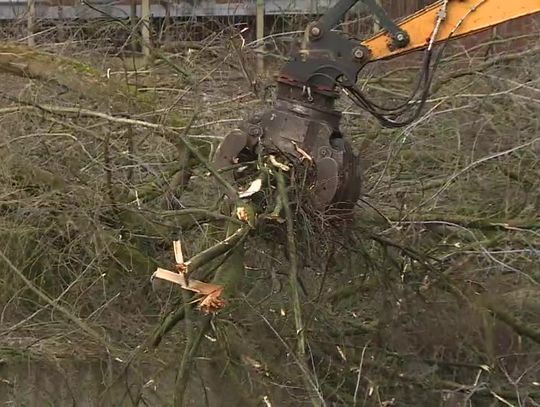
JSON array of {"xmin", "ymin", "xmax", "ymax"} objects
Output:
[
  {"xmin": 0, "ymin": 248, "xmax": 118, "ymax": 354},
  {"xmin": 275, "ymin": 169, "xmax": 324, "ymax": 407},
  {"xmin": 418, "ymin": 137, "xmax": 540, "ymax": 209}
]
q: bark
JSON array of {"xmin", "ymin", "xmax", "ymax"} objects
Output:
[
  {"xmin": 0, "ymin": 43, "xmax": 130, "ymax": 109},
  {"xmin": 483, "ymin": 299, "xmax": 540, "ymax": 345}
]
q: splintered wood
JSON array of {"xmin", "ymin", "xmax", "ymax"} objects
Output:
[{"xmin": 152, "ymin": 240, "xmax": 225, "ymax": 314}]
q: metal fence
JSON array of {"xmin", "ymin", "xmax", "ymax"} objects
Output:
[
  {"xmin": 0, "ymin": 0, "xmax": 439, "ymax": 21},
  {"xmin": 1, "ymin": 0, "xmax": 337, "ymax": 20}
]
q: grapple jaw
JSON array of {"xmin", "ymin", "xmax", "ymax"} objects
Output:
[{"xmin": 213, "ymin": 84, "xmax": 362, "ymax": 212}]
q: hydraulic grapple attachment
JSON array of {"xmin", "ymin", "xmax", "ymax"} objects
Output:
[{"xmin": 213, "ymin": 0, "xmax": 540, "ymax": 211}]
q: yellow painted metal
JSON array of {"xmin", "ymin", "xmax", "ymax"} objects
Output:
[{"xmin": 362, "ymin": 0, "xmax": 540, "ymax": 61}]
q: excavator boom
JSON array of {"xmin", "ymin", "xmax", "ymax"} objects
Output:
[{"xmin": 363, "ymin": 0, "xmax": 540, "ymax": 61}]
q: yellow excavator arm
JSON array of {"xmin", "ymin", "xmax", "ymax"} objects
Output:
[{"xmin": 362, "ymin": 0, "xmax": 540, "ymax": 61}]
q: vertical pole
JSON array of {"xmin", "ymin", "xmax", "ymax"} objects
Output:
[
  {"xmin": 130, "ymin": 0, "xmax": 138, "ymax": 52},
  {"xmin": 256, "ymin": 0, "xmax": 265, "ymax": 74},
  {"xmin": 373, "ymin": 0, "xmax": 382, "ymax": 33},
  {"xmin": 27, "ymin": 0, "xmax": 35, "ymax": 46},
  {"xmin": 57, "ymin": 2, "xmax": 65, "ymax": 43},
  {"xmin": 141, "ymin": 0, "xmax": 151, "ymax": 59}
]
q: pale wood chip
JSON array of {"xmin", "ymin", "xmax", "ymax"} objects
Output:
[
  {"xmin": 173, "ymin": 240, "xmax": 184, "ymax": 265},
  {"xmin": 239, "ymin": 178, "xmax": 263, "ymax": 198},
  {"xmin": 291, "ymin": 141, "xmax": 313, "ymax": 163},
  {"xmin": 269, "ymin": 155, "xmax": 290, "ymax": 171},
  {"xmin": 153, "ymin": 267, "xmax": 225, "ymax": 313}
]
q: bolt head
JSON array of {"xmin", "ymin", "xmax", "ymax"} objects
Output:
[
  {"xmin": 353, "ymin": 48, "xmax": 364, "ymax": 60},
  {"xmin": 319, "ymin": 146, "xmax": 331, "ymax": 158},
  {"xmin": 310, "ymin": 26, "xmax": 321, "ymax": 37},
  {"xmin": 396, "ymin": 33, "xmax": 405, "ymax": 41},
  {"xmin": 248, "ymin": 125, "xmax": 262, "ymax": 137}
]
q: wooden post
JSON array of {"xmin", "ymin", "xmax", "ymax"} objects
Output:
[
  {"xmin": 57, "ymin": 1, "xmax": 65, "ymax": 42},
  {"xmin": 130, "ymin": 0, "xmax": 138, "ymax": 51},
  {"xmin": 256, "ymin": 0, "xmax": 265, "ymax": 74},
  {"xmin": 27, "ymin": 0, "xmax": 35, "ymax": 46},
  {"xmin": 373, "ymin": 0, "xmax": 382, "ymax": 33},
  {"xmin": 141, "ymin": 0, "xmax": 151, "ymax": 59}
]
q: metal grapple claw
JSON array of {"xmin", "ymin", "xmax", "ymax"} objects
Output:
[{"xmin": 213, "ymin": 84, "xmax": 362, "ymax": 212}]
